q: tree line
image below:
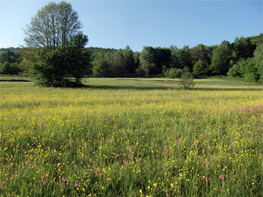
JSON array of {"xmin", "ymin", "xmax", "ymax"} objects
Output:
[
  {"xmin": 1, "ymin": 34, "xmax": 262, "ymax": 82},
  {"xmin": 0, "ymin": 1, "xmax": 262, "ymax": 87}
]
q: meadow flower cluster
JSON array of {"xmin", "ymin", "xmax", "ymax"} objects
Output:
[{"xmin": 0, "ymin": 80, "xmax": 262, "ymax": 196}]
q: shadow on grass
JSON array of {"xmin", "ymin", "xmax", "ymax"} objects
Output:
[
  {"xmin": 74, "ymin": 84, "xmax": 263, "ymax": 91},
  {"xmin": 0, "ymin": 79, "xmax": 31, "ymax": 82}
]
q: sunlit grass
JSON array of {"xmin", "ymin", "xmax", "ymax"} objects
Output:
[{"xmin": 0, "ymin": 78, "xmax": 262, "ymax": 196}]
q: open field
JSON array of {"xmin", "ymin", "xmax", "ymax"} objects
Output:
[{"xmin": 0, "ymin": 78, "xmax": 262, "ymax": 196}]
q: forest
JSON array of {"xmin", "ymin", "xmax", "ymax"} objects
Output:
[{"xmin": 0, "ymin": 33, "xmax": 262, "ymax": 83}]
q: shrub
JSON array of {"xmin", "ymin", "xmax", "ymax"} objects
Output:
[{"xmin": 180, "ymin": 68, "xmax": 195, "ymax": 89}]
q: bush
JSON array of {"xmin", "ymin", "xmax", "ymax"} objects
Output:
[
  {"xmin": 227, "ymin": 64, "xmax": 241, "ymax": 77},
  {"xmin": 0, "ymin": 62, "xmax": 20, "ymax": 75},
  {"xmin": 164, "ymin": 68, "xmax": 183, "ymax": 78},
  {"xmin": 192, "ymin": 59, "xmax": 209, "ymax": 77},
  {"xmin": 180, "ymin": 68, "xmax": 195, "ymax": 89}
]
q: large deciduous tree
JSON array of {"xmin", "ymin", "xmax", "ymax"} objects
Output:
[
  {"xmin": 24, "ymin": 2, "xmax": 90, "ymax": 87},
  {"xmin": 24, "ymin": 1, "xmax": 82, "ymax": 50}
]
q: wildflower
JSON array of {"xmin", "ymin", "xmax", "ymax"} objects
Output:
[
  {"xmin": 153, "ymin": 183, "xmax": 157, "ymax": 187},
  {"xmin": 170, "ymin": 183, "xmax": 173, "ymax": 188},
  {"xmin": 164, "ymin": 146, "xmax": 167, "ymax": 151},
  {"xmin": 62, "ymin": 176, "xmax": 66, "ymax": 182},
  {"xmin": 73, "ymin": 164, "xmax": 77, "ymax": 168},
  {"xmin": 204, "ymin": 157, "xmax": 209, "ymax": 164},
  {"xmin": 42, "ymin": 175, "xmax": 46, "ymax": 179},
  {"xmin": 74, "ymin": 181, "xmax": 80, "ymax": 187},
  {"xmin": 219, "ymin": 175, "xmax": 225, "ymax": 180},
  {"xmin": 42, "ymin": 180, "xmax": 48, "ymax": 185}
]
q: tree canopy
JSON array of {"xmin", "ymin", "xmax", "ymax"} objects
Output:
[{"xmin": 24, "ymin": 1, "xmax": 82, "ymax": 50}]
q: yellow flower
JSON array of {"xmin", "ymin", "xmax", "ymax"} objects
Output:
[{"xmin": 153, "ymin": 183, "xmax": 157, "ymax": 187}]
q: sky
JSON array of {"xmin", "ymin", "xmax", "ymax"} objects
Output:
[{"xmin": 0, "ymin": 0, "xmax": 262, "ymax": 52}]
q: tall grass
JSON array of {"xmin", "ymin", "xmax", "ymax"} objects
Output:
[{"xmin": 0, "ymin": 78, "xmax": 262, "ymax": 196}]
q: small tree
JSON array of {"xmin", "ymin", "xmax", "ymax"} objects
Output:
[{"xmin": 180, "ymin": 68, "xmax": 195, "ymax": 89}]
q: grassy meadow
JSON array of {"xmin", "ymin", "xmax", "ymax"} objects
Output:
[{"xmin": 0, "ymin": 78, "xmax": 262, "ymax": 196}]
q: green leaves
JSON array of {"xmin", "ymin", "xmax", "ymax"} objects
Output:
[{"xmin": 30, "ymin": 33, "xmax": 90, "ymax": 87}]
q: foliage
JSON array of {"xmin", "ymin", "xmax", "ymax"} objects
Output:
[
  {"xmin": 123, "ymin": 45, "xmax": 136, "ymax": 74},
  {"xmin": 210, "ymin": 41, "xmax": 232, "ymax": 75},
  {"xmin": 0, "ymin": 50, "xmax": 22, "ymax": 75},
  {"xmin": 92, "ymin": 53, "xmax": 108, "ymax": 77},
  {"xmin": 23, "ymin": 1, "xmax": 82, "ymax": 49},
  {"xmin": 164, "ymin": 68, "xmax": 183, "ymax": 78},
  {"xmin": 0, "ymin": 62, "xmax": 20, "ymax": 75},
  {"xmin": 192, "ymin": 59, "xmax": 209, "ymax": 77},
  {"xmin": 1, "ymin": 79, "xmax": 262, "ymax": 196},
  {"xmin": 139, "ymin": 46, "xmax": 155, "ymax": 76},
  {"xmin": 30, "ymin": 33, "xmax": 90, "ymax": 87},
  {"xmin": 253, "ymin": 43, "xmax": 263, "ymax": 83},
  {"xmin": 180, "ymin": 68, "xmax": 195, "ymax": 89}
]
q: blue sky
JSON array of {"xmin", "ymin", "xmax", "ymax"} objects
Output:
[{"xmin": 0, "ymin": 0, "xmax": 262, "ymax": 52}]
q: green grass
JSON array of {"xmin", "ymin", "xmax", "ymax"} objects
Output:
[{"xmin": 0, "ymin": 77, "xmax": 262, "ymax": 196}]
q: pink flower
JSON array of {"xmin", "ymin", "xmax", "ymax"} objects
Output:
[
  {"xmin": 204, "ymin": 157, "xmax": 209, "ymax": 164},
  {"xmin": 112, "ymin": 152, "xmax": 115, "ymax": 155},
  {"xmin": 42, "ymin": 174, "xmax": 46, "ymax": 179},
  {"xmin": 62, "ymin": 176, "xmax": 67, "ymax": 182},
  {"xmin": 73, "ymin": 164, "xmax": 77, "ymax": 168},
  {"xmin": 204, "ymin": 176, "xmax": 208, "ymax": 181},
  {"xmin": 61, "ymin": 189, "xmax": 63, "ymax": 192},
  {"xmin": 74, "ymin": 181, "xmax": 80, "ymax": 187},
  {"xmin": 164, "ymin": 146, "xmax": 167, "ymax": 151},
  {"xmin": 219, "ymin": 175, "xmax": 225, "ymax": 180},
  {"xmin": 42, "ymin": 180, "xmax": 48, "ymax": 185}
]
